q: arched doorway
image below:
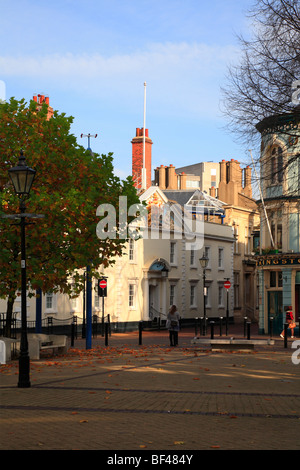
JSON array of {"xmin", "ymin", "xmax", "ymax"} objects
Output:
[{"xmin": 148, "ymin": 259, "xmax": 169, "ymax": 323}]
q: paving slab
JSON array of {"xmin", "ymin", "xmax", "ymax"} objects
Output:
[{"xmin": 1, "ymin": 328, "xmax": 300, "ymax": 453}]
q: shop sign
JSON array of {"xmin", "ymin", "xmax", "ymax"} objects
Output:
[{"xmin": 256, "ymin": 256, "xmax": 300, "ymax": 266}]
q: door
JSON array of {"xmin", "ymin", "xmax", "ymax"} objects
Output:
[
  {"xmin": 268, "ymin": 291, "xmax": 283, "ymax": 335},
  {"xmin": 149, "ymin": 285, "xmax": 159, "ymax": 320}
]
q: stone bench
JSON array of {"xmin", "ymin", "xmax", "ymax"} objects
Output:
[
  {"xmin": 191, "ymin": 337, "xmax": 275, "ymax": 351},
  {"xmin": 28, "ymin": 333, "xmax": 68, "ymax": 360}
]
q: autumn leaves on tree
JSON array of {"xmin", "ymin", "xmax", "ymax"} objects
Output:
[{"xmin": 0, "ymin": 97, "xmax": 139, "ymax": 335}]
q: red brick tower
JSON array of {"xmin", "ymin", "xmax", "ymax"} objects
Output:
[{"xmin": 131, "ymin": 127, "xmax": 153, "ymax": 191}]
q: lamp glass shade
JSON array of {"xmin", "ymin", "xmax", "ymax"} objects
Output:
[
  {"xmin": 8, "ymin": 152, "xmax": 36, "ymax": 197},
  {"xmin": 199, "ymin": 255, "xmax": 208, "ymax": 269}
]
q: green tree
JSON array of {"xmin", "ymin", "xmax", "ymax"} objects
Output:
[{"xmin": 0, "ymin": 97, "xmax": 139, "ymax": 336}]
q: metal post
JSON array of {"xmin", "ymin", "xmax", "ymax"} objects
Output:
[
  {"xmin": 18, "ymin": 202, "xmax": 30, "ymax": 388},
  {"xmin": 195, "ymin": 317, "xmax": 198, "ymax": 337},
  {"xmin": 284, "ymin": 323, "xmax": 288, "ymax": 348},
  {"xmin": 269, "ymin": 317, "xmax": 273, "ymax": 339},
  {"xmin": 203, "ymin": 270, "xmax": 207, "ymax": 335},
  {"xmin": 101, "ymin": 296, "xmax": 105, "ymax": 336},
  {"xmin": 247, "ymin": 322, "xmax": 251, "ymax": 340},
  {"xmin": 210, "ymin": 321, "xmax": 214, "ymax": 339},
  {"xmin": 244, "ymin": 317, "xmax": 247, "ymax": 337},
  {"xmin": 86, "ymin": 265, "xmax": 92, "ymax": 349},
  {"xmin": 71, "ymin": 318, "xmax": 75, "ymax": 347},
  {"xmin": 105, "ymin": 322, "xmax": 108, "ymax": 346},
  {"xmin": 139, "ymin": 321, "xmax": 143, "ymax": 345},
  {"xmin": 92, "ymin": 315, "xmax": 98, "ymax": 338},
  {"xmin": 219, "ymin": 317, "xmax": 223, "ymax": 337},
  {"xmin": 200, "ymin": 317, "xmax": 203, "ymax": 336},
  {"xmin": 80, "ymin": 134, "xmax": 97, "ymax": 345},
  {"xmin": 226, "ymin": 288, "xmax": 229, "ymax": 336}
]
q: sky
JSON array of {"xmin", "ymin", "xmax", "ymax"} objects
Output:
[{"xmin": 0, "ymin": 0, "xmax": 257, "ymax": 180}]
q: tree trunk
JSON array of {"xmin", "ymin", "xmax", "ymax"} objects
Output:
[{"xmin": 4, "ymin": 295, "xmax": 15, "ymax": 338}]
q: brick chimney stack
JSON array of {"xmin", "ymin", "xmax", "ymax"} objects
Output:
[
  {"xmin": 218, "ymin": 159, "xmax": 253, "ymax": 204},
  {"xmin": 33, "ymin": 93, "xmax": 53, "ymax": 120},
  {"xmin": 243, "ymin": 166, "xmax": 252, "ymax": 197},
  {"xmin": 131, "ymin": 127, "xmax": 153, "ymax": 190}
]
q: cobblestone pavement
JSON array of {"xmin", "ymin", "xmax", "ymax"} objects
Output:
[{"xmin": 1, "ymin": 327, "xmax": 300, "ymax": 454}]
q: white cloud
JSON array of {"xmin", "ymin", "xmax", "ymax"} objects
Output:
[
  {"xmin": 0, "ymin": 42, "xmax": 238, "ymax": 77},
  {"xmin": 0, "ymin": 42, "xmax": 239, "ymax": 117}
]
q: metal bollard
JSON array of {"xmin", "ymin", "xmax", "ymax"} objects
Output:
[
  {"xmin": 269, "ymin": 317, "xmax": 273, "ymax": 339},
  {"xmin": 284, "ymin": 323, "xmax": 288, "ymax": 348},
  {"xmin": 139, "ymin": 321, "xmax": 143, "ymax": 345},
  {"xmin": 105, "ymin": 323, "xmax": 108, "ymax": 346},
  {"xmin": 219, "ymin": 317, "xmax": 223, "ymax": 337},
  {"xmin": 200, "ymin": 317, "xmax": 203, "ymax": 336},
  {"xmin": 203, "ymin": 317, "xmax": 207, "ymax": 336},
  {"xmin": 210, "ymin": 321, "xmax": 215, "ymax": 339},
  {"xmin": 247, "ymin": 322, "xmax": 251, "ymax": 340},
  {"xmin": 244, "ymin": 317, "xmax": 247, "ymax": 337},
  {"xmin": 71, "ymin": 321, "xmax": 75, "ymax": 347},
  {"xmin": 195, "ymin": 317, "xmax": 198, "ymax": 337}
]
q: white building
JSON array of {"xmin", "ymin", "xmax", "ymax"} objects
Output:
[{"xmin": 0, "ymin": 186, "xmax": 234, "ymax": 332}]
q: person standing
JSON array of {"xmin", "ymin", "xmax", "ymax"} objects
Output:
[
  {"xmin": 167, "ymin": 305, "xmax": 180, "ymax": 347},
  {"xmin": 280, "ymin": 306, "xmax": 295, "ymax": 339}
]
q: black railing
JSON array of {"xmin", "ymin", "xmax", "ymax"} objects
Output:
[{"xmin": 0, "ymin": 312, "xmax": 111, "ymax": 339}]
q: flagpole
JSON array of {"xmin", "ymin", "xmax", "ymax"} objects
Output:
[{"xmin": 142, "ymin": 81, "xmax": 147, "ymax": 189}]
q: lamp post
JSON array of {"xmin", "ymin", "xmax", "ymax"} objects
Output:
[
  {"xmin": 8, "ymin": 150, "xmax": 36, "ymax": 388},
  {"xmin": 224, "ymin": 277, "xmax": 231, "ymax": 335},
  {"xmin": 199, "ymin": 254, "xmax": 208, "ymax": 335}
]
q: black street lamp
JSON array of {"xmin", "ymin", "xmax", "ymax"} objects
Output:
[
  {"xmin": 199, "ymin": 254, "xmax": 208, "ymax": 335},
  {"xmin": 9, "ymin": 150, "xmax": 36, "ymax": 388}
]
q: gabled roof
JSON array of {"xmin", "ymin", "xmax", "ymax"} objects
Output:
[
  {"xmin": 138, "ymin": 186, "xmax": 204, "ymax": 238},
  {"xmin": 139, "ymin": 186, "xmax": 169, "ymax": 205}
]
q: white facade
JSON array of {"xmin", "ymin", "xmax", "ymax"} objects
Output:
[{"xmin": 0, "ymin": 187, "xmax": 234, "ymax": 330}]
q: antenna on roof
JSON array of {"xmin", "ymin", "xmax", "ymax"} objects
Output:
[{"xmin": 81, "ymin": 133, "xmax": 98, "ymax": 154}]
